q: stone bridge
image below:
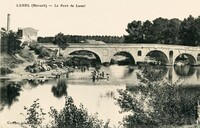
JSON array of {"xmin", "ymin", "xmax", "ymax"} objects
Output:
[{"xmin": 44, "ymin": 43, "xmax": 200, "ymax": 66}]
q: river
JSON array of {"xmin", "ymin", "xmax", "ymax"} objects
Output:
[{"xmin": 0, "ymin": 65, "xmax": 200, "ymax": 127}]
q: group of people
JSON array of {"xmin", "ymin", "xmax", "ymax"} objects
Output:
[{"xmin": 92, "ymin": 69, "xmax": 109, "ymax": 82}]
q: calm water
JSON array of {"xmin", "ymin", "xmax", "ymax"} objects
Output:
[{"xmin": 0, "ymin": 65, "xmax": 200, "ymax": 127}]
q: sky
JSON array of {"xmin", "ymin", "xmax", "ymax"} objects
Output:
[{"xmin": 0, "ymin": 0, "xmax": 200, "ymax": 37}]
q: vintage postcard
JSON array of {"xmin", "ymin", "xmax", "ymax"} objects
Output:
[{"xmin": 0, "ymin": 0, "xmax": 200, "ymax": 128}]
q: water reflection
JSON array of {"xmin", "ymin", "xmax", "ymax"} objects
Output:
[
  {"xmin": 51, "ymin": 77, "xmax": 68, "ymax": 98},
  {"xmin": 99, "ymin": 91, "xmax": 115, "ymax": 99},
  {"xmin": 197, "ymin": 68, "xmax": 200, "ymax": 80},
  {"xmin": 67, "ymin": 65, "xmax": 200, "ymax": 86},
  {"xmin": 0, "ymin": 65, "xmax": 199, "ymax": 127},
  {"xmin": 0, "ymin": 81, "xmax": 23, "ymax": 111},
  {"xmin": 110, "ymin": 65, "xmax": 133, "ymax": 79},
  {"xmin": 27, "ymin": 78, "xmax": 49, "ymax": 86},
  {"xmin": 138, "ymin": 65, "xmax": 168, "ymax": 82},
  {"xmin": 174, "ymin": 65, "xmax": 196, "ymax": 77}
]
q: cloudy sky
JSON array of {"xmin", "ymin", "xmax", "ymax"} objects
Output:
[{"xmin": 0, "ymin": 0, "xmax": 200, "ymax": 36}]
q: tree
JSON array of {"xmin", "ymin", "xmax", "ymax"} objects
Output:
[
  {"xmin": 124, "ymin": 21, "xmax": 143, "ymax": 43},
  {"xmin": 7, "ymin": 31, "xmax": 21, "ymax": 53},
  {"xmin": 142, "ymin": 20, "xmax": 154, "ymax": 43},
  {"xmin": 49, "ymin": 96, "xmax": 105, "ymax": 128},
  {"xmin": 12, "ymin": 97, "xmax": 108, "ymax": 128},
  {"xmin": 52, "ymin": 32, "xmax": 69, "ymax": 50},
  {"xmin": 194, "ymin": 16, "xmax": 200, "ymax": 46},
  {"xmin": 179, "ymin": 15, "xmax": 198, "ymax": 46},
  {"xmin": 1, "ymin": 28, "xmax": 21, "ymax": 53},
  {"xmin": 165, "ymin": 18, "xmax": 181, "ymax": 44},
  {"xmin": 151, "ymin": 17, "xmax": 169, "ymax": 43}
]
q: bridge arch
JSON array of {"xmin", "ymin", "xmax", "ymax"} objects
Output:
[
  {"xmin": 68, "ymin": 50, "xmax": 102, "ymax": 64},
  {"xmin": 110, "ymin": 51, "xmax": 135, "ymax": 65},
  {"xmin": 144, "ymin": 50, "xmax": 169, "ymax": 65},
  {"xmin": 174, "ymin": 65, "xmax": 196, "ymax": 77},
  {"xmin": 174, "ymin": 53, "xmax": 196, "ymax": 65}
]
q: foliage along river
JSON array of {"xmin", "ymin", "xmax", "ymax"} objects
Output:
[{"xmin": 0, "ymin": 65, "xmax": 200, "ymax": 127}]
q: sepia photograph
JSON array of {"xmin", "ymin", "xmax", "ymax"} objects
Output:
[{"xmin": 0, "ymin": 0, "xmax": 200, "ymax": 127}]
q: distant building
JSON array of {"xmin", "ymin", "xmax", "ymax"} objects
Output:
[{"xmin": 17, "ymin": 27, "xmax": 38, "ymax": 42}]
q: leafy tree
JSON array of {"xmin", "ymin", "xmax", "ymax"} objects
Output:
[
  {"xmin": 179, "ymin": 15, "xmax": 196, "ymax": 46},
  {"xmin": 48, "ymin": 96, "xmax": 106, "ymax": 128},
  {"xmin": 1, "ymin": 28, "xmax": 21, "ymax": 53},
  {"xmin": 123, "ymin": 16, "xmax": 200, "ymax": 46},
  {"xmin": 151, "ymin": 17, "xmax": 169, "ymax": 43},
  {"xmin": 180, "ymin": 15, "xmax": 200, "ymax": 46},
  {"xmin": 10, "ymin": 96, "xmax": 109, "ymax": 128},
  {"xmin": 8, "ymin": 99, "xmax": 46, "ymax": 128},
  {"xmin": 142, "ymin": 20, "xmax": 154, "ymax": 43},
  {"xmin": 194, "ymin": 16, "xmax": 200, "ymax": 46},
  {"xmin": 124, "ymin": 21, "xmax": 143, "ymax": 43},
  {"xmin": 52, "ymin": 32, "xmax": 69, "ymax": 50},
  {"xmin": 165, "ymin": 18, "xmax": 181, "ymax": 44}
]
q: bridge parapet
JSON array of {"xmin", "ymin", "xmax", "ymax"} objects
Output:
[{"xmin": 68, "ymin": 43, "xmax": 200, "ymax": 49}]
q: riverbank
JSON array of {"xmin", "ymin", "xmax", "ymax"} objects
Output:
[
  {"xmin": 1, "ymin": 61, "xmax": 72, "ymax": 83},
  {"xmin": 0, "ymin": 54, "xmax": 51, "ymax": 84}
]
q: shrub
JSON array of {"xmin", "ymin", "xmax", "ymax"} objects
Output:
[
  {"xmin": 11, "ymin": 97, "xmax": 109, "ymax": 128},
  {"xmin": 12, "ymin": 99, "xmax": 46, "ymax": 128},
  {"xmin": 116, "ymin": 66, "xmax": 200, "ymax": 128},
  {"xmin": 0, "ymin": 67, "xmax": 13, "ymax": 75},
  {"xmin": 18, "ymin": 48, "xmax": 35, "ymax": 62},
  {"xmin": 48, "ymin": 96, "xmax": 105, "ymax": 128},
  {"xmin": 38, "ymin": 47, "xmax": 50, "ymax": 58},
  {"xmin": 29, "ymin": 42, "xmax": 40, "ymax": 50}
]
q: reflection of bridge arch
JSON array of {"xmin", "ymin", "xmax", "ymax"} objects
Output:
[
  {"xmin": 145, "ymin": 50, "xmax": 169, "ymax": 65},
  {"xmin": 197, "ymin": 53, "xmax": 200, "ymax": 62},
  {"xmin": 174, "ymin": 53, "xmax": 196, "ymax": 65},
  {"xmin": 110, "ymin": 51, "xmax": 136, "ymax": 65},
  {"xmin": 68, "ymin": 50, "xmax": 102, "ymax": 64},
  {"xmin": 174, "ymin": 65, "xmax": 196, "ymax": 77}
]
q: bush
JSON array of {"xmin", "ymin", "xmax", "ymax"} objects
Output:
[
  {"xmin": 29, "ymin": 42, "xmax": 57, "ymax": 59},
  {"xmin": 38, "ymin": 47, "xmax": 50, "ymax": 58},
  {"xmin": 116, "ymin": 66, "xmax": 200, "ymax": 128},
  {"xmin": 48, "ymin": 96, "xmax": 105, "ymax": 128},
  {"xmin": 29, "ymin": 42, "xmax": 40, "ymax": 50},
  {"xmin": 18, "ymin": 48, "xmax": 35, "ymax": 62},
  {"xmin": 11, "ymin": 97, "xmax": 109, "ymax": 128},
  {"xmin": 0, "ymin": 67, "xmax": 13, "ymax": 75}
]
